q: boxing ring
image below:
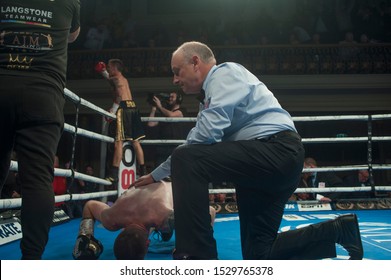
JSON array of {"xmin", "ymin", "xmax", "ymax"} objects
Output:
[{"xmin": 1, "ymin": 88, "xmax": 391, "ymax": 260}]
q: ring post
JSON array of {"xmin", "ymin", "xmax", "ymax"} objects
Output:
[{"xmin": 118, "ymin": 141, "xmax": 137, "ymax": 196}]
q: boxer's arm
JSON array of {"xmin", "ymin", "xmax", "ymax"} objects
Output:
[
  {"xmin": 83, "ymin": 200, "xmax": 110, "ymax": 222},
  {"xmin": 74, "ymin": 200, "xmax": 107, "ymax": 260}
]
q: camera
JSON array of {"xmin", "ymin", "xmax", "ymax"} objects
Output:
[{"xmin": 147, "ymin": 92, "xmax": 170, "ymax": 108}]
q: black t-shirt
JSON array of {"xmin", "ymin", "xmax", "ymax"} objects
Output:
[
  {"xmin": 0, "ymin": 0, "xmax": 80, "ymax": 90},
  {"xmin": 157, "ymin": 108, "xmax": 186, "ymax": 140}
]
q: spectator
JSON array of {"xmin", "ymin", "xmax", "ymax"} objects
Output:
[
  {"xmin": 289, "ymin": 33, "xmax": 300, "ymax": 45},
  {"xmin": 293, "ymin": 26, "xmax": 311, "ymax": 44},
  {"xmin": 358, "ymin": 33, "xmax": 377, "ymax": 44},
  {"xmin": 290, "ymin": 169, "xmax": 316, "ymax": 201},
  {"xmin": 342, "ymin": 169, "xmax": 371, "ymax": 199},
  {"xmin": 209, "ymin": 193, "xmax": 215, "ymax": 204},
  {"xmin": 335, "ymin": 0, "xmax": 356, "ymax": 40},
  {"xmin": 79, "ymin": 165, "xmax": 97, "ymax": 193},
  {"xmin": 310, "ymin": 33, "xmax": 322, "ymax": 44},
  {"xmin": 339, "ymin": 31, "xmax": 359, "ymax": 60},
  {"xmin": 311, "ymin": 3, "xmax": 333, "ymax": 43},
  {"xmin": 304, "ymin": 157, "xmax": 344, "ymax": 202},
  {"xmin": 147, "ymin": 92, "xmax": 184, "ymax": 167},
  {"xmin": 339, "ymin": 31, "xmax": 357, "ymax": 44},
  {"xmin": 215, "ymin": 193, "xmax": 226, "ymax": 203},
  {"xmin": 83, "ymin": 22, "xmax": 107, "ymax": 50}
]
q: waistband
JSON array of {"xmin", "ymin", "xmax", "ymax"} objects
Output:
[
  {"xmin": 256, "ymin": 130, "xmax": 301, "ymax": 142},
  {"xmin": 119, "ymin": 100, "xmax": 137, "ymax": 108}
]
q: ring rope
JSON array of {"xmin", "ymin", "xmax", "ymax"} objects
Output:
[
  {"xmin": 208, "ymin": 186, "xmax": 391, "ymax": 194},
  {"xmin": 64, "ymin": 123, "xmax": 114, "ymax": 143},
  {"xmin": 1, "ymin": 89, "xmax": 390, "ymax": 212},
  {"xmin": 8, "ymin": 160, "xmax": 391, "ymax": 177},
  {"xmin": 142, "ymin": 114, "xmax": 391, "ymax": 123},
  {"xmin": 139, "ymin": 136, "xmax": 391, "ymax": 145},
  {"xmin": 0, "ymin": 190, "xmax": 118, "ymax": 210},
  {"xmin": 2, "ymin": 185, "xmax": 390, "ymax": 210},
  {"xmin": 0, "ymin": 89, "xmax": 120, "ymax": 212},
  {"xmin": 291, "ymin": 114, "xmax": 391, "ymax": 121},
  {"xmin": 301, "ymin": 165, "xmax": 391, "ymax": 172},
  {"xmin": 9, "ymin": 161, "xmax": 111, "ymax": 186},
  {"xmin": 64, "ymin": 88, "xmax": 116, "ymax": 120}
]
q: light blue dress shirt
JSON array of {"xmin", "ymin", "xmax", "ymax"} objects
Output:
[{"xmin": 151, "ymin": 62, "xmax": 297, "ymax": 181}]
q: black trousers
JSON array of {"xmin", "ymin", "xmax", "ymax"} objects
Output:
[
  {"xmin": 0, "ymin": 76, "xmax": 64, "ymax": 259},
  {"xmin": 171, "ymin": 131, "xmax": 337, "ymax": 259}
]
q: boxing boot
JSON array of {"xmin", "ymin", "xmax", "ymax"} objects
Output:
[{"xmin": 105, "ymin": 166, "xmax": 119, "ymax": 186}]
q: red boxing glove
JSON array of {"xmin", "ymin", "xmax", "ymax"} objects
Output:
[
  {"xmin": 95, "ymin": 62, "xmax": 109, "ymax": 79},
  {"xmin": 95, "ymin": 61, "xmax": 106, "ymax": 72}
]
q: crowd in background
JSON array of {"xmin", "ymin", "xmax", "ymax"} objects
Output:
[{"xmin": 70, "ymin": 0, "xmax": 391, "ymax": 51}]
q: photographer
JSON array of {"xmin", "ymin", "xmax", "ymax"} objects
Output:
[
  {"xmin": 148, "ymin": 92, "xmax": 183, "ymax": 121},
  {"xmin": 147, "ymin": 92, "xmax": 184, "ymax": 168}
]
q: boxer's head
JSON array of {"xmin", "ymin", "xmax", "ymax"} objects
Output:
[
  {"xmin": 113, "ymin": 224, "xmax": 150, "ymax": 259},
  {"xmin": 107, "ymin": 59, "xmax": 124, "ymax": 75}
]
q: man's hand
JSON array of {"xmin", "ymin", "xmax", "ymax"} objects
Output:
[
  {"xmin": 131, "ymin": 174, "xmax": 155, "ymax": 188},
  {"xmin": 153, "ymin": 96, "xmax": 162, "ymax": 109},
  {"xmin": 319, "ymin": 196, "xmax": 332, "ymax": 203}
]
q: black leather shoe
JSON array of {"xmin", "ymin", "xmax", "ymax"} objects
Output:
[{"xmin": 334, "ymin": 214, "xmax": 363, "ymax": 260}]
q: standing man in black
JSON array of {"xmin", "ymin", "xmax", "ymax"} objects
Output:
[
  {"xmin": 133, "ymin": 41, "xmax": 363, "ymax": 260},
  {"xmin": 0, "ymin": 0, "xmax": 80, "ymax": 259},
  {"xmin": 147, "ymin": 91, "xmax": 185, "ymax": 167}
]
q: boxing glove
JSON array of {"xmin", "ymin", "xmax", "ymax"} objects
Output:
[
  {"xmin": 72, "ymin": 235, "xmax": 104, "ymax": 260},
  {"xmin": 95, "ymin": 61, "xmax": 109, "ymax": 79}
]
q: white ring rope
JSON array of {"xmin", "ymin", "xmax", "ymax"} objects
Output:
[
  {"xmin": 208, "ymin": 186, "xmax": 391, "ymax": 194},
  {"xmin": 302, "ymin": 136, "xmax": 391, "ymax": 143},
  {"xmin": 292, "ymin": 114, "xmax": 391, "ymax": 121},
  {"xmin": 9, "ymin": 161, "xmax": 111, "ymax": 186},
  {"xmin": 142, "ymin": 117, "xmax": 197, "ymax": 122},
  {"xmin": 64, "ymin": 88, "xmax": 116, "ymax": 120},
  {"xmin": 302, "ymin": 165, "xmax": 391, "ymax": 172},
  {"xmin": 1, "ymin": 88, "xmax": 390, "ymax": 211},
  {"xmin": 139, "ymin": 136, "xmax": 391, "ymax": 145},
  {"xmin": 0, "ymin": 191, "xmax": 118, "ymax": 210},
  {"xmin": 143, "ymin": 114, "xmax": 391, "ymax": 123},
  {"xmin": 64, "ymin": 123, "xmax": 114, "ymax": 143}
]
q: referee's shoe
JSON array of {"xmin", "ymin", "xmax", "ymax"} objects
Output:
[{"xmin": 333, "ymin": 214, "xmax": 363, "ymax": 260}]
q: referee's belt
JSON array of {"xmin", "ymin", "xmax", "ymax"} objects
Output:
[{"xmin": 256, "ymin": 130, "xmax": 301, "ymax": 142}]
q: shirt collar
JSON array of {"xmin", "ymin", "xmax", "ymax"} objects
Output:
[
  {"xmin": 197, "ymin": 65, "xmax": 218, "ymax": 104},
  {"xmin": 196, "ymin": 89, "xmax": 205, "ymax": 104}
]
